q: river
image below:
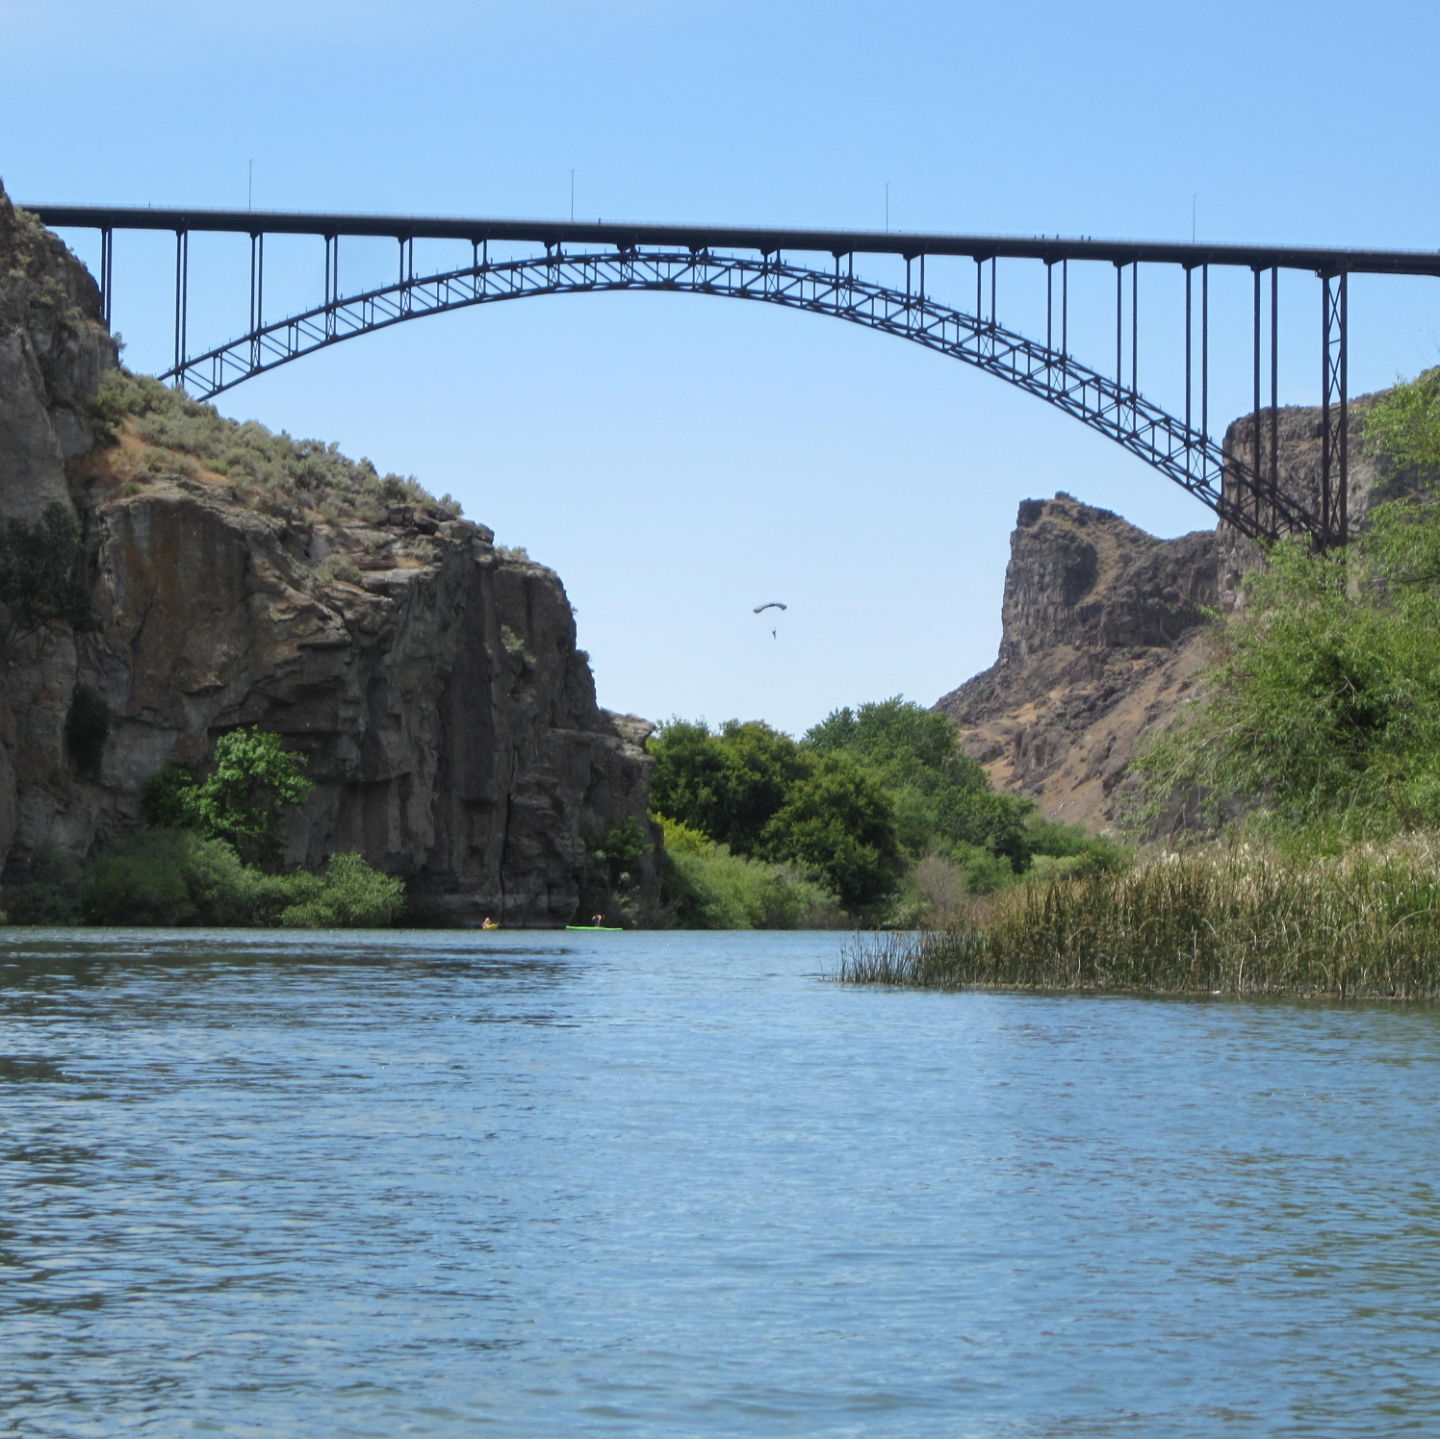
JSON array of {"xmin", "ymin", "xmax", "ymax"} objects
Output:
[{"xmin": 3, "ymin": 927, "xmax": 1439, "ymax": 1436}]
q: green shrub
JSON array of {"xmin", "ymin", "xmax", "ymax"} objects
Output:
[
  {"xmin": 1364, "ymin": 367, "xmax": 1440, "ymax": 473},
  {"xmin": 655, "ymin": 816, "xmax": 845, "ymax": 929},
  {"xmin": 74, "ymin": 832, "xmax": 403, "ymax": 928},
  {"xmin": 1135, "ymin": 373, "xmax": 1440, "ymax": 841},
  {"xmin": 947, "ymin": 842, "xmax": 1016, "ymax": 897},
  {"xmin": 313, "ymin": 553, "xmax": 363, "ymax": 586},
  {"xmin": 4, "ymin": 846, "xmax": 86, "ymax": 925},
  {"xmin": 83, "ymin": 829, "xmax": 259, "ymax": 926},
  {"xmin": 1136, "ymin": 500, "xmax": 1440, "ymax": 838},
  {"xmin": 276, "ymin": 852, "xmax": 407, "ymax": 928}
]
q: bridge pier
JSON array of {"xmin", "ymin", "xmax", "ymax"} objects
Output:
[
  {"xmin": 172, "ymin": 230, "xmax": 187, "ymax": 376},
  {"xmin": 1321, "ymin": 271, "xmax": 1350, "ymax": 549}
]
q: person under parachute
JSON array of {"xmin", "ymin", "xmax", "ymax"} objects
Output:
[{"xmin": 753, "ymin": 601, "xmax": 787, "ymax": 639}]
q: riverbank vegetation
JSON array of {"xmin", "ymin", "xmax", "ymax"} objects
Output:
[
  {"xmin": 1134, "ymin": 489, "xmax": 1440, "ymax": 839},
  {"xmin": 645, "ymin": 698, "xmax": 1122, "ymax": 928},
  {"xmin": 843, "ymin": 369, "xmax": 1440, "ymax": 996},
  {"xmin": 840, "ymin": 838, "xmax": 1440, "ymax": 1000},
  {"xmin": 4, "ymin": 728, "xmax": 405, "ymax": 928},
  {"xmin": 655, "ymin": 817, "xmax": 850, "ymax": 929},
  {"xmin": 1137, "ymin": 367, "xmax": 1440, "ymax": 842}
]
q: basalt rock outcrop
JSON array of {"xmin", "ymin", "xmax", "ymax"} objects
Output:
[
  {"xmin": 936, "ymin": 399, "xmax": 1396, "ymax": 831},
  {"xmin": 0, "ymin": 183, "xmax": 654, "ymax": 924},
  {"xmin": 934, "ymin": 494, "xmax": 1219, "ymax": 829}
]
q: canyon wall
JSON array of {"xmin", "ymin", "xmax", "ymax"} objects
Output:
[
  {"xmin": 937, "ymin": 400, "xmax": 1400, "ymax": 832},
  {"xmin": 0, "ymin": 184, "xmax": 654, "ymax": 924}
]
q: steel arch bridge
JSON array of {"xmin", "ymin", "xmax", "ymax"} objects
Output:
[
  {"xmin": 167, "ymin": 247, "xmax": 1314, "ymax": 541},
  {"xmin": 28, "ymin": 205, "xmax": 1440, "ymax": 547}
]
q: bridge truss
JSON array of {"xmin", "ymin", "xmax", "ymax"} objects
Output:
[{"xmin": 28, "ymin": 205, "xmax": 1440, "ymax": 547}]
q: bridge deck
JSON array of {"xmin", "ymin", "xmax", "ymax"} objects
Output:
[{"xmin": 24, "ymin": 204, "xmax": 1440, "ymax": 277}]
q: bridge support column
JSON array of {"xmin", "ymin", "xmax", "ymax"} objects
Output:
[
  {"xmin": 172, "ymin": 230, "xmax": 188, "ymax": 378},
  {"xmin": 1321, "ymin": 271, "xmax": 1349, "ymax": 549},
  {"xmin": 1251, "ymin": 269, "xmax": 1263, "ymax": 535},
  {"xmin": 1270, "ymin": 268, "xmax": 1280, "ymax": 509},
  {"xmin": 99, "ymin": 227, "xmax": 113, "ymax": 329},
  {"xmin": 1248, "ymin": 268, "xmax": 1282, "ymax": 536},
  {"xmin": 324, "ymin": 235, "xmax": 339, "ymax": 338},
  {"xmin": 248, "ymin": 233, "xmax": 264, "ymax": 372}
]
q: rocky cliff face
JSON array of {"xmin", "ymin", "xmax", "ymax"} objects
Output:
[
  {"xmin": 934, "ymin": 495, "xmax": 1219, "ymax": 829},
  {"xmin": 0, "ymin": 189, "xmax": 117, "ymax": 880},
  {"xmin": 0, "ymin": 194, "xmax": 114, "ymax": 518},
  {"xmin": 0, "ymin": 184, "xmax": 654, "ymax": 924},
  {"xmin": 936, "ymin": 400, "xmax": 1395, "ymax": 832}
]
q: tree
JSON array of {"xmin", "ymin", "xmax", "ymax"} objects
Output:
[
  {"xmin": 709, "ymin": 720, "xmax": 813, "ymax": 853},
  {"xmin": 758, "ymin": 756, "xmax": 904, "ymax": 913},
  {"xmin": 648, "ymin": 720, "xmax": 734, "ymax": 840},
  {"xmin": 806, "ymin": 695, "xmax": 972, "ymax": 780},
  {"xmin": 648, "ymin": 718, "xmax": 810, "ymax": 854},
  {"xmin": 804, "ymin": 696, "xmax": 1034, "ymax": 867},
  {"xmin": 146, "ymin": 727, "xmax": 314, "ymax": 866},
  {"xmin": 1136, "ymin": 365, "xmax": 1440, "ymax": 837},
  {"xmin": 648, "ymin": 717, "xmax": 904, "ymax": 916},
  {"xmin": 1365, "ymin": 367, "xmax": 1440, "ymax": 474}
]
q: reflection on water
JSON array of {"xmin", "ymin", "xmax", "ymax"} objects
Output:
[{"xmin": 2, "ymin": 927, "xmax": 1439, "ymax": 1437}]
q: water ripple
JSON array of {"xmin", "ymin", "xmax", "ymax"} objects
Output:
[{"xmin": 2, "ymin": 928, "xmax": 1439, "ymax": 1434}]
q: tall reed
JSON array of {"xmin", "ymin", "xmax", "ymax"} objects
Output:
[{"xmin": 839, "ymin": 837, "xmax": 1440, "ymax": 1000}]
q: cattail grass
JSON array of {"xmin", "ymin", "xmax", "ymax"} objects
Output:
[{"xmin": 839, "ymin": 836, "xmax": 1440, "ymax": 1000}]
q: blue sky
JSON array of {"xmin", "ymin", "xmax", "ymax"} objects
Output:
[{"xmin": 6, "ymin": 0, "xmax": 1439, "ymax": 735}]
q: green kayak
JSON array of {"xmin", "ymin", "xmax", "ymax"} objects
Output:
[{"xmin": 564, "ymin": 925, "xmax": 623, "ymax": 931}]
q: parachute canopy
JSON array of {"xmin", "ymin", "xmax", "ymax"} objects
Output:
[{"xmin": 753, "ymin": 602, "xmax": 788, "ymax": 614}]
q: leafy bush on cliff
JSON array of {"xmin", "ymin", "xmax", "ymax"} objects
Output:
[{"xmin": 93, "ymin": 370, "xmax": 462, "ymax": 525}]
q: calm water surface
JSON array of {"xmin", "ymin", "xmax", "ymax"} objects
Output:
[{"xmin": 3, "ymin": 928, "xmax": 1439, "ymax": 1436}]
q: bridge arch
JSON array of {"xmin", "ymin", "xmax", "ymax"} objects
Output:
[{"xmin": 163, "ymin": 248, "xmax": 1317, "ymax": 541}]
